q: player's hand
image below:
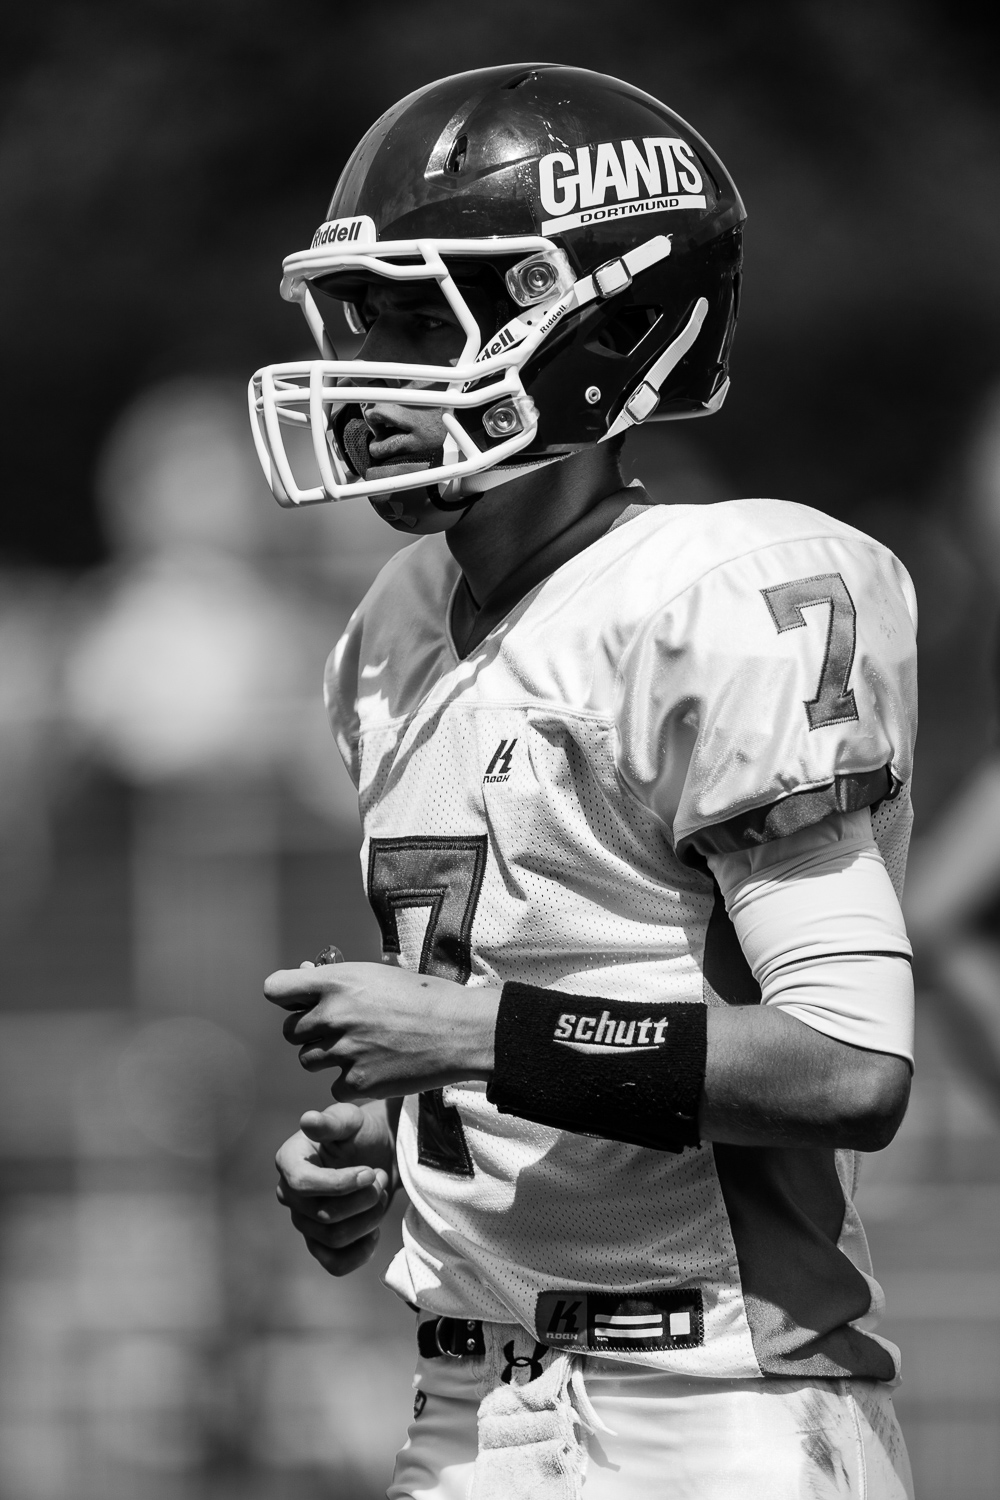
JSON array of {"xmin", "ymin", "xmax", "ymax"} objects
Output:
[
  {"xmin": 275, "ymin": 1102, "xmax": 395, "ymax": 1276},
  {"xmin": 264, "ymin": 961, "xmax": 500, "ymax": 1101}
]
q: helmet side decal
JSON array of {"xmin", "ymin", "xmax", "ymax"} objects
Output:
[
  {"xmin": 538, "ymin": 138, "xmax": 707, "ymax": 235},
  {"xmin": 311, "ymin": 215, "xmax": 377, "ymax": 249}
]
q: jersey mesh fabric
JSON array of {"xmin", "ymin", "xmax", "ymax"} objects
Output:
[
  {"xmin": 326, "ymin": 499, "xmax": 918, "ymax": 1380},
  {"xmin": 871, "ymin": 787, "xmax": 913, "ymax": 901}
]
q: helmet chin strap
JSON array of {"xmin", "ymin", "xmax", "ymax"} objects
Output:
[{"xmin": 456, "ymin": 456, "xmax": 563, "ymax": 496}]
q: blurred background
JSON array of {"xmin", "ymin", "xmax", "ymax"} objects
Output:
[{"xmin": 1, "ymin": 1, "xmax": 999, "ymax": 1496}]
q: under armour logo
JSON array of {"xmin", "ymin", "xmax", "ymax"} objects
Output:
[
  {"xmin": 413, "ymin": 1390, "xmax": 427, "ymax": 1419},
  {"xmin": 483, "ymin": 738, "xmax": 517, "ymax": 783},
  {"xmin": 501, "ymin": 1340, "xmax": 548, "ymax": 1385}
]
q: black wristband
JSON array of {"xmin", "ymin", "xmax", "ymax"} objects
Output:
[{"xmin": 486, "ymin": 984, "xmax": 706, "ymax": 1153}]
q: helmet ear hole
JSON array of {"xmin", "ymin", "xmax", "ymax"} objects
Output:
[{"xmin": 586, "ymin": 306, "xmax": 663, "ymax": 359}]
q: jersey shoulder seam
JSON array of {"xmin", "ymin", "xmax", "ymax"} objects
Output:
[
  {"xmin": 354, "ymin": 699, "xmax": 616, "ymax": 737},
  {"xmin": 612, "ymin": 526, "xmax": 904, "ymax": 694}
]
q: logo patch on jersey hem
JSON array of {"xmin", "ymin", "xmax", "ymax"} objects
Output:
[{"xmin": 536, "ymin": 1290, "xmax": 704, "ymax": 1351}]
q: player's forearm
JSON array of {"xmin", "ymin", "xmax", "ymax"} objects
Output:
[
  {"xmin": 483, "ymin": 981, "xmax": 911, "ymax": 1154},
  {"xmin": 354, "ymin": 978, "xmax": 911, "ymax": 1150},
  {"xmin": 479, "ymin": 993, "xmax": 910, "ymax": 1150},
  {"xmin": 274, "ymin": 962, "xmax": 910, "ymax": 1152},
  {"xmin": 699, "ymin": 1005, "xmax": 911, "ymax": 1150}
]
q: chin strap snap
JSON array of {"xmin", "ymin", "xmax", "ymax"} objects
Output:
[{"xmin": 575, "ymin": 234, "xmax": 672, "ymax": 308}]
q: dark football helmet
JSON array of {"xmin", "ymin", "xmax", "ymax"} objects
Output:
[{"xmin": 249, "ymin": 63, "xmax": 745, "ymax": 507}]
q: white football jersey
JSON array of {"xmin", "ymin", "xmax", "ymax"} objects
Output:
[{"xmin": 326, "ymin": 499, "xmax": 918, "ymax": 1380}]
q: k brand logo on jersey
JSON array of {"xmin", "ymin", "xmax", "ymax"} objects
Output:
[
  {"xmin": 536, "ymin": 1290, "xmax": 704, "ymax": 1351},
  {"xmin": 483, "ymin": 739, "xmax": 517, "ymax": 783},
  {"xmin": 553, "ymin": 1008, "xmax": 670, "ymax": 1055},
  {"xmin": 537, "ymin": 137, "xmax": 708, "ymax": 235}
]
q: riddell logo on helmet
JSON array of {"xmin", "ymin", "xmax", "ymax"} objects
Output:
[
  {"xmin": 475, "ymin": 326, "xmax": 518, "ymax": 365},
  {"xmin": 537, "ymin": 138, "xmax": 707, "ymax": 235},
  {"xmin": 553, "ymin": 1011, "xmax": 669, "ymax": 1054},
  {"xmin": 310, "ymin": 215, "xmax": 377, "ymax": 249}
]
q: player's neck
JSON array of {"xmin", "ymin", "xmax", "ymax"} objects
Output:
[{"xmin": 445, "ymin": 445, "xmax": 627, "ymax": 608}]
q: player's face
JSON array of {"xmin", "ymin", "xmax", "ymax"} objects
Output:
[
  {"xmin": 346, "ymin": 279, "xmax": 499, "ymax": 535},
  {"xmin": 355, "ymin": 280, "xmax": 495, "ymax": 460},
  {"xmin": 355, "ymin": 283, "xmax": 461, "ymax": 469}
]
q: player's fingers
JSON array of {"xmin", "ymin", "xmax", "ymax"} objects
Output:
[
  {"xmin": 277, "ymin": 1179, "xmax": 386, "ymax": 1222},
  {"xmin": 276, "ymin": 1154, "xmax": 375, "ymax": 1197},
  {"xmin": 281, "ymin": 1004, "xmax": 349, "ymax": 1051},
  {"xmin": 283, "ymin": 1009, "xmax": 324, "ymax": 1044},
  {"xmin": 289, "ymin": 1199, "xmax": 387, "ymax": 1249},
  {"xmin": 305, "ymin": 1228, "xmax": 381, "ymax": 1278},
  {"xmin": 328, "ymin": 1070, "xmax": 386, "ymax": 1103},
  {"xmin": 264, "ymin": 968, "xmax": 342, "ymax": 1008},
  {"xmin": 298, "ymin": 1045, "xmax": 348, "ymax": 1075},
  {"xmin": 299, "ymin": 1104, "xmax": 367, "ymax": 1143}
]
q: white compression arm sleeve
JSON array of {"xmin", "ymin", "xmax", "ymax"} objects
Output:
[{"xmin": 707, "ymin": 809, "xmax": 914, "ymax": 1065}]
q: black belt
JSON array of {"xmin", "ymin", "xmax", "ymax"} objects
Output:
[{"xmin": 417, "ymin": 1316, "xmax": 486, "ymax": 1359}]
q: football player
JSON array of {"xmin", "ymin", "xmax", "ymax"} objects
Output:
[{"xmin": 253, "ymin": 64, "xmax": 917, "ymax": 1499}]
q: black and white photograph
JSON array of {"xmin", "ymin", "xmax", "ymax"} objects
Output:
[{"xmin": 0, "ymin": 4, "xmax": 998, "ymax": 1498}]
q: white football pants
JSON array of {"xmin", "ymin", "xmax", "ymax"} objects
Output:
[{"xmin": 388, "ymin": 1330, "xmax": 914, "ymax": 1500}]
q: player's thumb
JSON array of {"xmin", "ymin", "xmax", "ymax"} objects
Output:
[{"xmin": 300, "ymin": 1102, "xmax": 366, "ymax": 1145}]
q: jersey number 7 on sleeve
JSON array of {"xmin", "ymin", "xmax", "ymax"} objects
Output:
[
  {"xmin": 366, "ymin": 835, "xmax": 489, "ymax": 1178},
  {"xmin": 760, "ymin": 572, "xmax": 859, "ymax": 730}
]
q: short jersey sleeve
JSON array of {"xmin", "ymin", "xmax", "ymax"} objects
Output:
[{"xmin": 613, "ymin": 532, "xmax": 918, "ymax": 858}]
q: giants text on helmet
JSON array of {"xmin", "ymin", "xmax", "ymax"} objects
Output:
[{"xmin": 537, "ymin": 137, "xmax": 709, "ymax": 234}]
